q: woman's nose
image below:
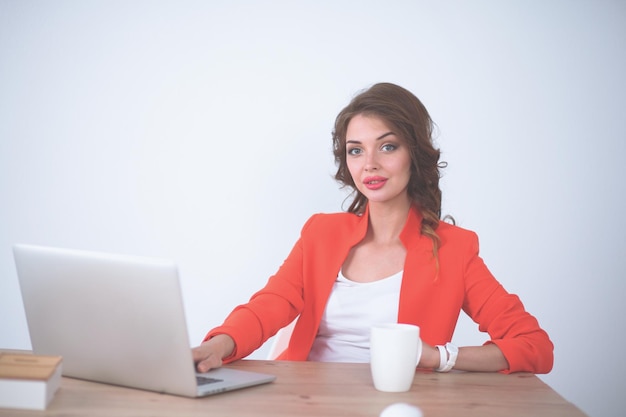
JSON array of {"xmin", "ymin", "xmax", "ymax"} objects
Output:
[{"xmin": 364, "ymin": 152, "xmax": 378, "ymax": 171}]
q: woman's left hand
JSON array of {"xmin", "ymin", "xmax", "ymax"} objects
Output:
[{"xmin": 418, "ymin": 341, "xmax": 440, "ymax": 370}]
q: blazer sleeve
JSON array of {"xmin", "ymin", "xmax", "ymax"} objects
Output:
[
  {"xmin": 203, "ymin": 216, "xmax": 315, "ymax": 363},
  {"xmin": 461, "ymin": 232, "xmax": 554, "ymax": 374}
]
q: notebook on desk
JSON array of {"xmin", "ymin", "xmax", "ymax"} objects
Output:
[{"xmin": 13, "ymin": 244, "xmax": 275, "ymax": 398}]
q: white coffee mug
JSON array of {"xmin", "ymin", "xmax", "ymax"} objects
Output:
[{"xmin": 370, "ymin": 323, "xmax": 422, "ymax": 392}]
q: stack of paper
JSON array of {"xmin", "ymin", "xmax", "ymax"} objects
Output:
[{"xmin": 0, "ymin": 353, "xmax": 62, "ymax": 410}]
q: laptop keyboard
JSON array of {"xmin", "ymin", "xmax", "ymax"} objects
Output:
[{"xmin": 196, "ymin": 376, "xmax": 223, "ymax": 386}]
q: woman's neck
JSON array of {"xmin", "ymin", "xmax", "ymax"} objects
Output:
[{"xmin": 366, "ymin": 200, "xmax": 412, "ymax": 245}]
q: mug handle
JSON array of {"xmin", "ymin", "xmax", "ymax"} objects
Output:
[{"xmin": 415, "ymin": 338, "xmax": 423, "ymax": 367}]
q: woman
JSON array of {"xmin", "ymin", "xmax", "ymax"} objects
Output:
[{"xmin": 193, "ymin": 83, "xmax": 553, "ymax": 374}]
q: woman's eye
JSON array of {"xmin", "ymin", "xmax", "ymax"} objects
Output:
[
  {"xmin": 347, "ymin": 147, "xmax": 362, "ymax": 156},
  {"xmin": 381, "ymin": 143, "xmax": 397, "ymax": 152}
]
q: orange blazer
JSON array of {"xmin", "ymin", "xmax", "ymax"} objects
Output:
[{"xmin": 205, "ymin": 205, "xmax": 554, "ymax": 374}]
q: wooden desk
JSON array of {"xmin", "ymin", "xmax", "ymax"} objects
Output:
[{"xmin": 0, "ymin": 360, "xmax": 586, "ymax": 417}]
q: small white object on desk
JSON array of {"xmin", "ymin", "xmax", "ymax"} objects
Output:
[
  {"xmin": 0, "ymin": 353, "xmax": 63, "ymax": 410},
  {"xmin": 380, "ymin": 402, "xmax": 424, "ymax": 417}
]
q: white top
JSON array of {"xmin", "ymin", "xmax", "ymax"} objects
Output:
[{"xmin": 307, "ymin": 269, "xmax": 403, "ymax": 363}]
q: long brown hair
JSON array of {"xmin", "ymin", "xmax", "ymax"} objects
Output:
[{"xmin": 332, "ymin": 82, "xmax": 450, "ymax": 257}]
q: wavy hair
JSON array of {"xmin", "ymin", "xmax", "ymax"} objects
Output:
[{"xmin": 332, "ymin": 82, "xmax": 451, "ymax": 259}]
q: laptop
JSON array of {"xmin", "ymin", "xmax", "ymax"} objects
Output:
[{"xmin": 12, "ymin": 244, "xmax": 276, "ymax": 397}]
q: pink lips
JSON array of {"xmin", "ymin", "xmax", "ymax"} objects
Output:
[{"xmin": 363, "ymin": 176, "xmax": 387, "ymax": 190}]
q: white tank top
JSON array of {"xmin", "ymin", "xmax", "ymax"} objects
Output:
[{"xmin": 307, "ymin": 269, "xmax": 402, "ymax": 363}]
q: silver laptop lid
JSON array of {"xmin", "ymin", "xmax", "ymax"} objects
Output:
[{"xmin": 14, "ymin": 244, "xmax": 201, "ymax": 397}]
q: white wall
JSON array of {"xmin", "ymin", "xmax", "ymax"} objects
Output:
[{"xmin": 1, "ymin": 1, "xmax": 624, "ymax": 416}]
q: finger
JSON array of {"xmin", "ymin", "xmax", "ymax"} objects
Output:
[
  {"xmin": 197, "ymin": 355, "xmax": 222, "ymax": 373},
  {"xmin": 191, "ymin": 345, "xmax": 207, "ymax": 363}
]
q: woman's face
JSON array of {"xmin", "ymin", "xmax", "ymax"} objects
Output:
[{"xmin": 345, "ymin": 114, "xmax": 412, "ymax": 208}]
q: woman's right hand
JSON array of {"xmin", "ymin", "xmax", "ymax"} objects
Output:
[{"xmin": 192, "ymin": 334, "xmax": 235, "ymax": 373}]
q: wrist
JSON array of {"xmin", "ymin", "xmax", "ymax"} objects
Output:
[{"xmin": 210, "ymin": 334, "xmax": 235, "ymax": 359}]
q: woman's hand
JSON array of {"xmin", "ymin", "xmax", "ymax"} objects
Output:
[
  {"xmin": 192, "ymin": 334, "xmax": 235, "ymax": 373},
  {"xmin": 418, "ymin": 341, "xmax": 441, "ymax": 369}
]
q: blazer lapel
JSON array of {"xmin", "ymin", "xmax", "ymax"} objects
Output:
[{"xmin": 397, "ymin": 207, "xmax": 438, "ymax": 325}]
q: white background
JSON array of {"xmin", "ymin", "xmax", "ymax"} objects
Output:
[{"xmin": 1, "ymin": 1, "xmax": 624, "ymax": 416}]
